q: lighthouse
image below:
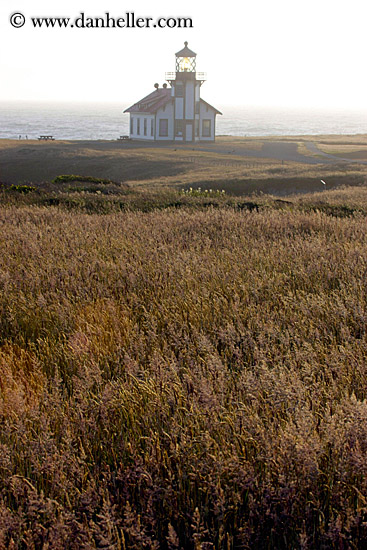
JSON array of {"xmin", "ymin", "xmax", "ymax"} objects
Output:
[
  {"xmin": 124, "ymin": 43, "xmax": 222, "ymax": 142},
  {"xmin": 166, "ymin": 41, "xmax": 207, "ymax": 142}
]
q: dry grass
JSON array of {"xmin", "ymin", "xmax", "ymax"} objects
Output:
[
  {"xmin": 296, "ymin": 185, "xmax": 367, "ymax": 209},
  {"xmin": 0, "ymin": 188, "xmax": 367, "ymax": 548}
]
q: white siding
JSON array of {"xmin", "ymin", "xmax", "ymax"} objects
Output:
[
  {"xmin": 185, "ymin": 81, "xmax": 195, "ymax": 119},
  {"xmin": 194, "ymin": 84, "xmax": 201, "ymax": 141},
  {"xmin": 199, "ymin": 103, "xmax": 216, "ymax": 141},
  {"xmin": 129, "ymin": 113, "xmax": 155, "ymax": 140},
  {"xmin": 156, "ymin": 103, "xmax": 174, "ymax": 140},
  {"xmin": 175, "ymin": 98, "xmax": 184, "ymax": 119}
]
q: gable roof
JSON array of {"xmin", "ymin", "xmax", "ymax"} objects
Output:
[
  {"xmin": 124, "ymin": 89, "xmax": 222, "ymax": 116},
  {"xmin": 124, "ymin": 88, "xmax": 172, "ymax": 114},
  {"xmin": 200, "ymin": 99, "xmax": 222, "ymax": 115}
]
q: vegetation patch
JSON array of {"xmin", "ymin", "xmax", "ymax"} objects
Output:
[
  {"xmin": 181, "ymin": 186, "xmax": 226, "ymax": 197},
  {"xmin": 189, "ymin": 175, "xmax": 366, "ymax": 196},
  {"xmin": 7, "ymin": 184, "xmax": 37, "ymax": 194},
  {"xmin": 302, "ymin": 202, "xmax": 365, "ymax": 217},
  {"xmin": 53, "ymin": 174, "xmax": 116, "ymax": 185},
  {"xmin": 236, "ymin": 200, "xmax": 260, "ymax": 211}
]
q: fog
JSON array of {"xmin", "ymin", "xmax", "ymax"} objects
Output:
[{"xmin": 1, "ymin": 0, "xmax": 366, "ymax": 109}]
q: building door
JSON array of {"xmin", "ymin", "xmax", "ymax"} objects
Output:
[{"xmin": 185, "ymin": 123, "xmax": 193, "ymax": 142}]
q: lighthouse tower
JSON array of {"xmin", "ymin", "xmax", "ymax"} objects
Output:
[{"xmin": 166, "ymin": 42, "xmax": 206, "ymax": 142}]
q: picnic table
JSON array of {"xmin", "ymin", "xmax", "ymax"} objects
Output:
[{"xmin": 38, "ymin": 135, "xmax": 55, "ymax": 141}]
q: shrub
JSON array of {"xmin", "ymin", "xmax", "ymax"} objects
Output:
[
  {"xmin": 8, "ymin": 184, "xmax": 37, "ymax": 194},
  {"xmin": 53, "ymin": 175, "xmax": 115, "ymax": 185}
]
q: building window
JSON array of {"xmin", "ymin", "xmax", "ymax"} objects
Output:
[
  {"xmin": 151, "ymin": 119, "xmax": 154, "ymax": 136},
  {"xmin": 137, "ymin": 118, "xmax": 140, "ymax": 135},
  {"xmin": 175, "ymin": 82, "xmax": 184, "ymax": 97},
  {"xmin": 175, "ymin": 119, "xmax": 183, "ymax": 136},
  {"xmin": 130, "ymin": 117, "xmax": 134, "ymax": 134},
  {"xmin": 159, "ymin": 119, "xmax": 168, "ymax": 137},
  {"xmin": 202, "ymin": 119, "xmax": 211, "ymax": 137},
  {"xmin": 195, "ymin": 101, "xmax": 200, "ymax": 115},
  {"xmin": 195, "ymin": 119, "xmax": 199, "ymax": 137},
  {"xmin": 144, "ymin": 118, "xmax": 147, "ymax": 136}
]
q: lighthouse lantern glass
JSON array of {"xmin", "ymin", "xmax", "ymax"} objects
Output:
[
  {"xmin": 181, "ymin": 57, "xmax": 190, "ymax": 71},
  {"xmin": 176, "ymin": 56, "xmax": 196, "ymax": 73}
]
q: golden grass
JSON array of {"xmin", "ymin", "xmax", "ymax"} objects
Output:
[
  {"xmin": 0, "ymin": 189, "xmax": 367, "ymax": 547},
  {"xmin": 0, "ymin": 344, "xmax": 45, "ymax": 418}
]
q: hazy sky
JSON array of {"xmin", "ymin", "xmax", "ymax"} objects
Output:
[{"xmin": 1, "ymin": 0, "xmax": 366, "ymax": 108}]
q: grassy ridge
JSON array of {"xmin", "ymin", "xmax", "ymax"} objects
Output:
[
  {"xmin": 1, "ymin": 136, "xmax": 367, "ymax": 193},
  {"xmin": 1, "ymin": 191, "xmax": 367, "ymax": 548}
]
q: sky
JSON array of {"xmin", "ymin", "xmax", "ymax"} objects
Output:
[{"xmin": 0, "ymin": 0, "xmax": 366, "ymax": 109}]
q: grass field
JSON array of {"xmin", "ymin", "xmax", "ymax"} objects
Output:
[
  {"xmin": 1, "ymin": 135, "xmax": 367, "ymax": 201},
  {"xmin": 1, "ymin": 138, "xmax": 367, "ymax": 548}
]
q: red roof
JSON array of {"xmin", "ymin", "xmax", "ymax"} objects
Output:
[
  {"xmin": 124, "ymin": 88, "xmax": 172, "ymax": 114},
  {"xmin": 124, "ymin": 88, "xmax": 222, "ymax": 116}
]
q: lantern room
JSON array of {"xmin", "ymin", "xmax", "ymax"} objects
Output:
[{"xmin": 175, "ymin": 41, "xmax": 197, "ymax": 74}]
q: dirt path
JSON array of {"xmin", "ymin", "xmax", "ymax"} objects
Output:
[
  {"xmin": 192, "ymin": 141, "xmax": 348, "ymax": 165},
  {"xmin": 304, "ymin": 142, "xmax": 367, "ymax": 164}
]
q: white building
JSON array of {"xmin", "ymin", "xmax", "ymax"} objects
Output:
[{"xmin": 124, "ymin": 42, "xmax": 222, "ymax": 143}]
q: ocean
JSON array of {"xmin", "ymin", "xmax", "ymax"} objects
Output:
[{"xmin": 0, "ymin": 101, "xmax": 367, "ymax": 140}]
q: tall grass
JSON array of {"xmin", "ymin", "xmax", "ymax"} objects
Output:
[{"xmin": 0, "ymin": 195, "xmax": 367, "ymax": 548}]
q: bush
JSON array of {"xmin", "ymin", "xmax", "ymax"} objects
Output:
[
  {"xmin": 53, "ymin": 175, "xmax": 116, "ymax": 185},
  {"xmin": 8, "ymin": 184, "xmax": 37, "ymax": 194}
]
